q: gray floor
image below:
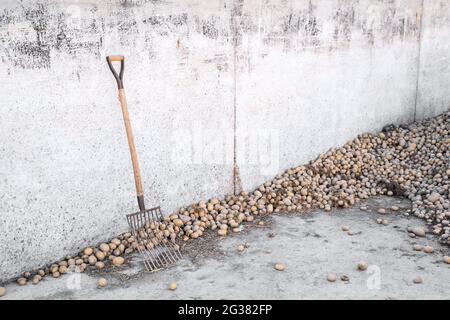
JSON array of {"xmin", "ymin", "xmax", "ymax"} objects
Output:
[{"xmin": 2, "ymin": 197, "xmax": 449, "ymax": 300}]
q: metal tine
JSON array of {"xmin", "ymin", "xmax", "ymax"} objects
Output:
[
  {"xmin": 139, "ymin": 246, "xmax": 159, "ymax": 271},
  {"xmin": 166, "ymin": 239, "xmax": 183, "ymax": 260},
  {"xmin": 151, "ymin": 207, "xmax": 182, "ymax": 261},
  {"xmin": 160, "ymin": 236, "xmax": 179, "ymax": 263},
  {"xmin": 149, "ymin": 210, "xmax": 176, "ymax": 265},
  {"xmin": 127, "ymin": 207, "xmax": 182, "ymax": 272},
  {"xmin": 134, "ymin": 213, "xmax": 164, "ymax": 271},
  {"xmin": 152, "ymin": 235, "xmax": 172, "ymax": 265},
  {"xmin": 137, "ymin": 246, "xmax": 153, "ymax": 271},
  {"xmin": 146, "ymin": 229, "xmax": 168, "ymax": 267},
  {"xmin": 139, "ymin": 245, "xmax": 158, "ymax": 272},
  {"xmin": 146, "ymin": 217, "xmax": 170, "ymax": 265}
]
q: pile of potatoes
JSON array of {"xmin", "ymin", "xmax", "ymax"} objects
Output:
[{"xmin": 15, "ymin": 110, "xmax": 449, "ymax": 287}]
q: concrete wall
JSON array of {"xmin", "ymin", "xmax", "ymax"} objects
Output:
[
  {"xmin": 0, "ymin": 0, "xmax": 448, "ymax": 282},
  {"xmin": 416, "ymin": 0, "xmax": 450, "ymax": 119}
]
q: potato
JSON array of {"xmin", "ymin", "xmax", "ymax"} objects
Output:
[
  {"xmin": 95, "ymin": 251, "xmax": 106, "ymax": 261},
  {"xmin": 327, "ymin": 273, "xmax": 337, "ymax": 282},
  {"xmin": 32, "ymin": 275, "xmax": 42, "ymax": 285},
  {"xmin": 95, "ymin": 261, "xmax": 105, "ymax": 270},
  {"xmin": 112, "ymin": 257, "xmax": 125, "ymax": 266},
  {"xmin": 88, "ymin": 255, "xmax": 97, "ymax": 265},
  {"xmin": 83, "ymin": 247, "xmax": 93, "ymax": 256},
  {"xmin": 17, "ymin": 278, "xmax": 27, "ymax": 286},
  {"xmin": 274, "ymin": 263, "xmax": 285, "ymax": 271},
  {"xmin": 423, "ymin": 246, "xmax": 434, "ymax": 254},
  {"xmin": 98, "ymin": 278, "xmax": 108, "ymax": 288},
  {"xmin": 357, "ymin": 261, "xmax": 368, "ymax": 271},
  {"xmin": 52, "ymin": 272, "xmax": 60, "ymax": 278},
  {"xmin": 111, "ymin": 238, "xmax": 121, "ymax": 246},
  {"xmin": 99, "ymin": 243, "xmax": 110, "ymax": 253},
  {"xmin": 59, "ymin": 266, "xmax": 68, "ymax": 274},
  {"xmin": 168, "ymin": 282, "xmax": 177, "ymax": 291},
  {"xmin": 0, "ymin": 287, "xmax": 5, "ymax": 297},
  {"xmin": 217, "ymin": 229, "xmax": 227, "ymax": 236}
]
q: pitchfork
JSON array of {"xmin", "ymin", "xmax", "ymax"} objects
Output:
[{"xmin": 106, "ymin": 55, "xmax": 182, "ymax": 272}]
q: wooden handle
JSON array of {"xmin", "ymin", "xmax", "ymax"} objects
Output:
[
  {"xmin": 107, "ymin": 55, "xmax": 124, "ymax": 62},
  {"xmin": 117, "ymin": 88, "xmax": 145, "ymax": 211}
]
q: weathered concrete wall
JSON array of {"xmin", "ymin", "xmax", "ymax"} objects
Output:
[
  {"xmin": 0, "ymin": 0, "xmax": 448, "ymax": 282},
  {"xmin": 234, "ymin": 0, "xmax": 423, "ymax": 191},
  {"xmin": 416, "ymin": 0, "xmax": 450, "ymax": 119}
]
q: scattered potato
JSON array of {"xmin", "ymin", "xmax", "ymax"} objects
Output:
[
  {"xmin": 274, "ymin": 263, "xmax": 285, "ymax": 271},
  {"xmin": 112, "ymin": 257, "xmax": 125, "ymax": 266},
  {"xmin": 169, "ymin": 282, "xmax": 177, "ymax": 291},
  {"xmin": 357, "ymin": 261, "xmax": 368, "ymax": 271},
  {"xmin": 97, "ymin": 278, "xmax": 108, "ymax": 288},
  {"xmin": 327, "ymin": 273, "xmax": 337, "ymax": 282}
]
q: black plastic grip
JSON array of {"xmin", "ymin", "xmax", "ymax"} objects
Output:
[{"xmin": 106, "ymin": 55, "xmax": 125, "ymax": 89}]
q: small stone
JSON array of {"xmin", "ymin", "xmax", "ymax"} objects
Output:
[
  {"xmin": 327, "ymin": 273, "xmax": 337, "ymax": 282},
  {"xmin": 274, "ymin": 263, "xmax": 285, "ymax": 271},
  {"xmin": 387, "ymin": 191, "xmax": 394, "ymax": 196},
  {"xmin": 98, "ymin": 278, "xmax": 108, "ymax": 288},
  {"xmin": 443, "ymin": 256, "xmax": 450, "ymax": 264},
  {"xmin": 360, "ymin": 206, "xmax": 368, "ymax": 211},
  {"xmin": 423, "ymin": 246, "xmax": 434, "ymax": 254},
  {"xmin": 341, "ymin": 226, "xmax": 350, "ymax": 232},
  {"xmin": 378, "ymin": 208, "xmax": 386, "ymax": 214},
  {"xmin": 169, "ymin": 282, "xmax": 177, "ymax": 291},
  {"xmin": 391, "ymin": 206, "xmax": 399, "ymax": 211},
  {"xmin": 347, "ymin": 230, "xmax": 354, "ymax": 236},
  {"xmin": 340, "ymin": 275, "xmax": 350, "ymax": 282},
  {"xmin": 265, "ymin": 249, "xmax": 272, "ymax": 254},
  {"xmin": 357, "ymin": 261, "xmax": 368, "ymax": 271},
  {"xmin": 413, "ymin": 245, "xmax": 423, "ymax": 251},
  {"xmin": 413, "ymin": 276, "xmax": 423, "ymax": 284},
  {"xmin": 382, "ymin": 219, "xmax": 389, "ymax": 226},
  {"xmin": 0, "ymin": 287, "xmax": 5, "ymax": 297},
  {"xmin": 376, "ymin": 218, "xmax": 383, "ymax": 224},
  {"xmin": 237, "ymin": 245, "xmax": 245, "ymax": 252}
]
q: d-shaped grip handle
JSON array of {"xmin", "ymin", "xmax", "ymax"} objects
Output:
[{"xmin": 106, "ymin": 55, "xmax": 125, "ymax": 89}]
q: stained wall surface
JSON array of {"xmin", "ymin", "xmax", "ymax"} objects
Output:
[{"xmin": 0, "ymin": 0, "xmax": 448, "ymax": 281}]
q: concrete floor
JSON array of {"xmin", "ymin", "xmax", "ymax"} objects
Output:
[{"xmin": 2, "ymin": 197, "xmax": 449, "ymax": 300}]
